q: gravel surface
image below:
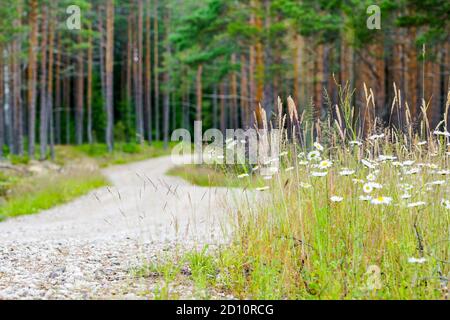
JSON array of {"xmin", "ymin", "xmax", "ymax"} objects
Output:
[{"xmin": 0, "ymin": 155, "xmax": 233, "ymax": 299}]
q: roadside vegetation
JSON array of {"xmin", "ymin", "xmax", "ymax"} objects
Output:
[
  {"xmin": 136, "ymin": 94, "xmax": 450, "ymax": 300},
  {"xmin": 0, "ymin": 142, "xmax": 174, "ymax": 220}
]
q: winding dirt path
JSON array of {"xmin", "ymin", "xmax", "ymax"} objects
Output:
[{"xmin": 0, "ymin": 155, "xmax": 233, "ymax": 299}]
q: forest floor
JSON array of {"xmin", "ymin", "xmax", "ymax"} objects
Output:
[{"xmin": 0, "ymin": 155, "xmax": 235, "ymax": 299}]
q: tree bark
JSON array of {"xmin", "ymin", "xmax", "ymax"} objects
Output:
[
  {"xmin": 0, "ymin": 44, "xmax": 4, "ymax": 159},
  {"xmin": 47, "ymin": 10, "xmax": 55, "ymax": 159},
  {"xmin": 75, "ymin": 32, "xmax": 84, "ymax": 145},
  {"xmin": 27, "ymin": 0, "xmax": 38, "ymax": 158},
  {"xmin": 105, "ymin": 0, "xmax": 114, "ymax": 152},
  {"xmin": 12, "ymin": 3, "xmax": 23, "ymax": 156},
  {"xmin": 196, "ymin": 64, "xmax": 203, "ymax": 122},
  {"xmin": 39, "ymin": 6, "xmax": 48, "ymax": 160},
  {"xmin": 55, "ymin": 31, "xmax": 61, "ymax": 145},
  {"xmin": 87, "ymin": 24, "xmax": 93, "ymax": 144},
  {"xmin": 153, "ymin": 0, "xmax": 160, "ymax": 140},
  {"xmin": 145, "ymin": 0, "xmax": 153, "ymax": 143}
]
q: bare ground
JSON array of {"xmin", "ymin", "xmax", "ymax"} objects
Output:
[{"xmin": 0, "ymin": 155, "xmax": 234, "ymax": 299}]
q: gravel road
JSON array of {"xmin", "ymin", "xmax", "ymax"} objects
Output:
[{"xmin": 0, "ymin": 155, "xmax": 234, "ymax": 299}]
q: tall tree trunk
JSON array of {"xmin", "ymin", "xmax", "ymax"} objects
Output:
[
  {"xmin": 126, "ymin": 13, "xmax": 133, "ymax": 142},
  {"xmin": 47, "ymin": 10, "xmax": 55, "ymax": 159},
  {"xmin": 0, "ymin": 44, "xmax": 4, "ymax": 159},
  {"xmin": 39, "ymin": 6, "xmax": 48, "ymax": 160},
  {"xmin": 314, "ymin": 43, "xmax": 324, "ymax": 120},
  {"xmin": 105, "ymin": 0, "xmax": 114, "ymax": 152},
  {"xmin": 212, "ymin": 85, "xmax": 218, "ymax": 128},
  {"xmin": 220, "ymin": 81, "xmax": 226, "ymax": 132},
  {"xmin": 98, "ymin": 5, "xmax": 106, "ymax": 107},
  {"xmin": 87, "ymin": 24, "xmax": 93, "ymax": 144},
  {"xmin": 27, "ymin": 0, "xmax": 38, "ymax": 158},
  {"xmin": 240, "ymin": 54, "xmax": 249, "ymax": 128},
  {"xmin": 64, "ymin": 53, "xmax": 71, "ymax": 144},
  {"xmin": 75, "ymin": 32, "xmax": 84, "ymax": 145},
  {"xmin": 134, "ymin": 0, "xmax": 144, "ymax": 144},
  {"xmin": 196, "ymin": 64, "xmax": 203, "ymax": 122},
  {"xmin": 55, "ymin": 31, "xmax": 61, "ymax": 145},
  {"xmin": 163, "ymin": 10, "xmax": 170, "ymax": 149},
  {"xmin": 12, "ymin": 3, "xmax": 23, "ymax": 156},
  {"xmin": 153, "ymin": 0, "xmax": 160, "ymax": 140},
  {"xmin": 145, "ymin": 0, "xmax": 153, "ymax": 143},
  {"xmin": 231, "ymin": 53, "xmax": 238, "ymax": 129}
]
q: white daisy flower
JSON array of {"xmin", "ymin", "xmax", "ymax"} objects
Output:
[
  {"xmin": 307, "ymin": 150, "xmax": 321, "ymax": 161},
  {"xmin": 361, "ymin": 159, "xmax": 376, "ymax": 169},
  {"xmin": 318, "ymin": 159, "xmax": 333, "ymax": 169},
  {"xmin": 313, "ymin": 142, "xmax": 324, "ymax": 151},
  {"xmin": 379, "ymin": 155, "xmax": 397, "ymax": 161},
  {"xmin": 252, "ymin": 166, "xmax": 260, "ymax": 171},
  {"xmin": 441, "ymin": 199, "xmax": 450, "ymax": 209},
  {"xmin": 367, "ymin": 182, "xmax": 382, "ymax": 189},
  {"xmin": 310, "ymin": 171, "xmax": 328, "ymax": 177},
  {"xmin": 399, "ymin": 183, "xmax": 413, "ymax": 190},
  {"xmin": 403, "ymin": 168, "xmax": 420, "ymax": 175},
  {"xmin": 407, "ymin": 201, "xmax": 426, "ymax": 208},
  {"xmin": 368, "ymin": 133, "xmax": 385, "ymax": 141},
  {"xmin": 426, "ymin": 180, "xmax": 445, "ymax": 186},
  {"xmin": 352, "ymin": 178, "xmax": 365, "ymax": 184},
  {"xmin": 370, "ymin": 196, "xmax": 392, "ymax": 205},
  {"xmin": 298, "ymin": 152, "xmax": 305, "ymax": 158},
  {"xmin": 433, "ymin": 130, "xmax": 450, "ymax": 137},
  {"xmin": 298, "ymin": 160, "xmax": 309, "ymax": 166},
  {"xmin": 363, "ymin": 183, "xmax": 373, "ymax": 194},
  {"xmin": 256, "ymin": 186, "xmax": 270, "ymax": 191},
  {"xmin": 366, "ymin": 173, "xmax": 376, "ymax": 181},
  {"xmin": 285, "ymin": 166, "xmax": 294, "ymax": 172},
  {"xmin": 359, "ymin": 195, "xmax": 372, "ymax": 201},
  {"xmin": 349, "ymin": 140, "xmax": 363, "ymax": 146},
  {"xmin": 408, "ymin": 257, "xmax": 427, "ymax": 264},
  {"xmin": 417, "ymin": 141, "xmax": 427, "ymax": 146},
  {"xmin": 263, "ymin": 175, "xmax": 273, "ymax": 180},
  {"xmin": 434, "ymin": 169, "xmax": 450, "ymax": 175},
  {"xmin": 279, "ymin": 151, "xmax": 288, "ymax": 157},
  {"xmin": 401, "ymin": 193, "xmax": 411, "ymax": 199},
  {"xmin": 402, "ymin": 160, "xmax": 415, "ymax": 166},
  {"xmin": 339, "ymin": 169, "xmax": 355, "ymax": 176},
  {"xmin": 330, "ymin": 196, "xmax": 343, "ymax": 202},
  {"xmin": 237, "ymin": 173, "xmax": 249, "ymax": 179}
]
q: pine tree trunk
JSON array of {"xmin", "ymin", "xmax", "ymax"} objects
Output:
[
  {"xmin": 0, "ymin": 44, "xmax": 4, "ymax": 159},
  {"xmin": 47, "ymin": 11, "xmax": 55, "ymax": 159},
  {"xmin": 145, "ymin": 0, "xmax": 153, "ymax": 143},
  {"xmin": 134, "ymin": 0, "xmax": 144, "ymax": 144},
  {"xmin": 163, "ymin": 9, "xmax": 171, "ymax": 149},
  {"xmin": 64, "ymin": 53, "xmax": 71, "ymax": 145},
  {"xmin": 39, "ymin": 6, "xmax": 48, "ymax": 160},
  {"xmin": 87, "ymin": 25, "xmax": 93, "ymax": 144},
  {"xmin": 314, "ymin": 43, "xmax": 324, "ymax": 120},
  {"xmin": 240, "ymin": 54, "xmax": 249, "ymax": 128},
  {"xmin": 154, "ymin": 0, "xmax": 160, "ymax": 140},
  {"xmin": 212, "ymin": 85, "xmax": 218, "ymax": 128},
  {"xmin": 27, "ymin": 0, "xmax": 38, "ymax": 158},
  {"xmin": 231, "ymin": 54, "xmax": 238, "ymax": 129},
  {"xmin": 12, "ymin": 3, "xmax": 23, "ymax": 156},
  {"xmin": 98, "ymin": 5, "xmax": 106, "ymax": 106},
  {"xmin": 55, "ymin": 32, "xmax": 61, "ymax": 145},
  {"xmin": 105, "ymin": 0, "xmax": 114, "ymax": 152},
  {"xmin": 220, "ymin": 81, "xmax": 226, "ymax": 133},
  {"xmin": 196, "ymin": 64, "xmax": 203, "ymax": 122},
  {"xmin": 75, "ymin": 32, "xmax": 84, "ymax": 145},
  {"xmin": 126, "ymin": 13, "xmax": 133, "ymax": 142}
]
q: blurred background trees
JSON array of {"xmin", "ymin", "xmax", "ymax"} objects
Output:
[{"xmin": 0, "ymin": 0, "xmax": 448, "ymax": 158}]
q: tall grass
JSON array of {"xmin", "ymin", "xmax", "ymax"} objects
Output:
[{"xmin": 156, "ymin": 87, "xmax": 450, "ymax": 300}]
